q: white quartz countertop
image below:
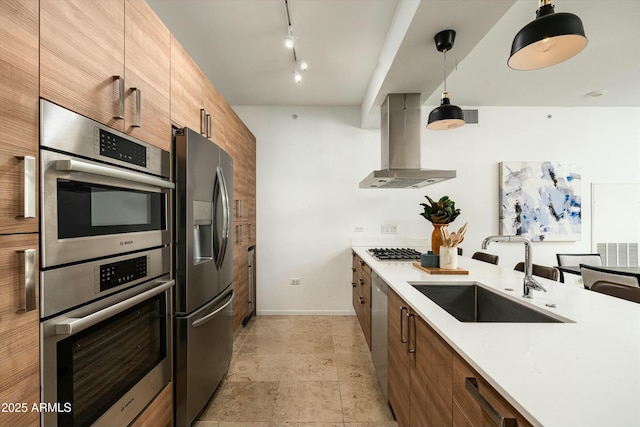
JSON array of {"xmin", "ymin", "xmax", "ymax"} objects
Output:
[{"xmin": 352, "ymin": 246, "xmax": 640, "ymax": 427}]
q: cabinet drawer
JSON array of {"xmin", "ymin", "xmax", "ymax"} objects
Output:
[{"xmin": 452, "ymin": 353, "xmax": 531, "ymax": 427}]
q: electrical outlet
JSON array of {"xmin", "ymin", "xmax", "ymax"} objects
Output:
[
  {"xmin": 290, "ymin": 278, "xmax": 301, "ymax": 286},
  {"xmin": 353, "ymin": 226, "xmax": 364, "ymax": 232},
  {"xmin": 381, "ymin": 224, "xmax": 398, "ymax": 234}
]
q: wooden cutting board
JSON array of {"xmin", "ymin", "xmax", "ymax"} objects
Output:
[{"xmin": 412, "ymin": 262, "xmax": 469, "ymax": 275}]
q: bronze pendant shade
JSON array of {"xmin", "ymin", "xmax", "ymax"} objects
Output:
[
  {"xmin": 508, "ymin": 1, "xmax": 587, "ymax": 70},
  {"xmin": 427, "ymin": 30, "xmax": 465, "ymax": 131}
]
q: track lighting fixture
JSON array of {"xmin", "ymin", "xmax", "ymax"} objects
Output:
[
  {"xmin": 427, "ymin": 30, "xmax": 465, "ymax": 131},
  {"xmin": 285, "ymin": 25, "xmax": 296, "ymax": 49},
  {"xmin": 284, "ymin": 0, "xmax": 309, "ymax": 84},
  {"xmin": 508, "ymin": 0, "xmax": 587, "ymax": 70}
]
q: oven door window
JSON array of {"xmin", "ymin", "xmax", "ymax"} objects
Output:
[
  {"xmin": 56, "ymin": 293, "xmax": 167, "ymax": 427},
  {"xmin": 57, "ymin": 180, "xmax": 166, "ymax": 238}
]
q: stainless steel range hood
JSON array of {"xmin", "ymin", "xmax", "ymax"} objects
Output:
[{"xmin": 359, "ymin": 93, "xmax": 456, "ymax": 189}]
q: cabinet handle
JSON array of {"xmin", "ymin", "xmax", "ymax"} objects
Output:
[
  {"xmin": 359, "ymin": 260, "xmax": 365, "ymax": 266},
  {"xmin": 200, "ymin": 108, "xmax": 207, "ymax": 135},
  {"xmin": 206, "ymin": 113, "xmax": 212, "ymax": 138},
  {"xmin": 351, "ymin": 281, "xmax": 356, "ymax": 288},
  {"xmin": 400, "ymin": 307, "xmax": 408, "ymax": 343},
  {"xmin": 358, "ymin": 278, "xmax": 364, "ymax": 286},
  {"xmin": 132, "ymin": 87, "xmax": 141, "ymax": 127},
  {"xmin": 16, "ymin": 156, "xmax": 36, "ymax": 218},
  {"xmin": 351, "ymin": 267, "xmax": 356, "ymax": 272},
  {"xmin": 17, "ymin": 249, "xmax": 36, "ymax": 313},
  {"xmin": 113, "ymin": 75, "xmax": 125, "ymax": 119},
  {"xmin": 359, "ymin": 296, "xmax": 365, "ymax": 304},
  {"xmin": 407, "ymin": 312, "xmax": 416, "ymax": 353},
  {"xmin": 465, "ymin": 378, "xmax": 517, "ymax": 427}
]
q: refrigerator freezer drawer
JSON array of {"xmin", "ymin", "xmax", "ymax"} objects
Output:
[{"xmin": 174, "ymin": 289, "xmax": 233, "ymax": 427}]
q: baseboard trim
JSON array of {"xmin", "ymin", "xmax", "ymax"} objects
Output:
[{"xmin": 256, "ymin": 310, "xmax": 355, "ymax": 316}]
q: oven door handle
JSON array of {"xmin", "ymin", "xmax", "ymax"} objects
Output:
[
  {"xmin": 55, "ymin": 279, "xmax": 175, "ymax": 335},
  {"xmin": 56, "ymin": 159, "xmax": 175, "ymax": 189}
]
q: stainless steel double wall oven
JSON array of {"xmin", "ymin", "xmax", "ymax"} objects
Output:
[{"xmin": 39, "ymin": 100, "xmax": 174, "ymax": 427}]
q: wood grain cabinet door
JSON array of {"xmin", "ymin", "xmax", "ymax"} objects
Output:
[
  {"xmin": 40, "ymin": 0, "xmax": 126, "ymax": 131},
  {"xmin": 0, "ymin": 0, "xmax": 39, "ymax": 234},
  {"xmin": 124, "ymin": 0, "xmax": 171, "ymax": 151},
  {"xmin": 387, "ymin": 288, "xmax": 411, "ymax": 427},
  {"xmin": 170, "ymin": 35, "xmax": 206, "ymax": 132},
  {"xmin": 0, "ymin": 235, "xmax": 39, "ymax": 427}
]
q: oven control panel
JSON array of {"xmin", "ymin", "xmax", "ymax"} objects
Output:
[
  {"xmin": 97, "ymin": 255, "xmax": 149, "ymax": 292},
  {"xmin": 97, "ymin": 128, "xmax": 148, "ymax": 167}
]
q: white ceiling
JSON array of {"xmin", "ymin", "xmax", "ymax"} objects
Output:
[{"xmin": 148, "ymin": 0, "xmax": 640, "ymax": 127}]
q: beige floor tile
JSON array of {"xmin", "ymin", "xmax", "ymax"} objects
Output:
[
  {"xmin": 333, "ymin": 334, "xmax": 369, "ymax": 354},
  {"xmin": 340, "ymin": 379, "xmax": 394, "ymax": 423},
  {"xmin": 280, "ymin": 354, "xmax": 339, "ymax": 381},
  {"xmin": 271, "ymin": 423, "xmax": 345, "ymax": 427},
  {"xmin": 288, "ymin": 333, "xmax": 335, "ymax": 354},
  {"xmin": 199, "ymin": 381, "xmax": 278, "ymax": 422},
  {"xmin": 331, "ymin": 316, "xmax": 362, "ymax": 337},
  {"xmin": 218, "ymin": 423, "xmax": 271, "ymax": 427},
  {"xmin": 344, "ymin": 423, "xmax": 398, "ymax": 427},
  {"xmin": 226, "ymin": 353, "xmax": 288, "ymax": 382},
  {"xmin": 238, "ymin": 333, "xmax": 290, "ymax": 354},
  {"xmin": 272, "ymin": 381, "xmax": 344, "ymax": 423},
  {"xmin": 193, "ymin": 421, "xmax": 219, "ymax": 427},
  {"xmin": 335, "ymin": 352, "xmax": 378, "ymax": 382},
  {"xmin": 294, "ymin": 316, "xmax": 335, "ymax": 335}
]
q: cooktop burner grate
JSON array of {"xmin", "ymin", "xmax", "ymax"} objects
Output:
[{"xmin": 368, "ymin": 248, "xmax": 421, "ymax": 261}]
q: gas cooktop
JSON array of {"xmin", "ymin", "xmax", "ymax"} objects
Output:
[{"xmin": 368, "ymin": 248, "xmax": 421, "ymax": 261}]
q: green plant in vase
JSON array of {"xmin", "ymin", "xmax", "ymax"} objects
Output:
[{"xmin": 420, "ymin": 195, "xmax": 461, "ymax": 254}]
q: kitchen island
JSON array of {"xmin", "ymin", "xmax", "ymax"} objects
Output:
[{"xmin": 352, "ymin": 246, "xmax": 640, "ymax": 427}]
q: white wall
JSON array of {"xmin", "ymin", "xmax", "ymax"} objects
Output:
[{"xmin": 233, "ymin": 105, "xmax": 640, "ymax": 314}]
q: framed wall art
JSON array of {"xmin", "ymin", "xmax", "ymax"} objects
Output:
[{"xmin": 499, "ymin": 161, "xmax": 581, "ymax": 241}]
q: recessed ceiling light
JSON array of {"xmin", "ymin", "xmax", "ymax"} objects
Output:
[{"xmin": 586, "ymin": 89, "xmax": 607, "ymax": 98}]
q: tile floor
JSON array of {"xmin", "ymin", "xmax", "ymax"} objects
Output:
[{"xmin": 194, "ymin": 315, "xmax": 397, "ymax": 427}]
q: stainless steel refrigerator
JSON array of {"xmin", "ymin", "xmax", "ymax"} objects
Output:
[{"xmin": 173, "ymin": 128, "xmax": 234, "ymax": 427}]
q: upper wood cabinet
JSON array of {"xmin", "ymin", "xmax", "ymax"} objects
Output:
[
  {"xmin": 41, "ymin": 0, "xmax": 125, "ymax": 130},
  {"xmin": 124, "ymin": 0, "xmax": 171, "ymax": 151},
  {"xmin": 170, "ymin": 35, "xmax": 206, "ymax": 133},
  {"xmin": 0, "ymin": 0, "xmax": 39, "ymax": 234},
  {"xmin": 0, "ymin": 235, "xmax": 39, "ymax": 427},
  {"xmin": 40, "ymin": 0, "xmax": 171, "ymax": 150}
]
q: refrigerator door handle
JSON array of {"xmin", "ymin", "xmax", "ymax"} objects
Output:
[
  {"xmin": 191, "ymin": 292, "xmax": 233, "ymax": 328},
  {"xmin": 215, "ymin": 166, "xmax": 231, "ymax": 269}
]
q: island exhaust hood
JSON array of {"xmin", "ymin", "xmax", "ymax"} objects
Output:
[{"xmin": 359, "ymin": 93, "xmax": 456, "ymax": 189}]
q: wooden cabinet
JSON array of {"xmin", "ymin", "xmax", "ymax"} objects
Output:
[
  {"xmin": 452, "ymin": 353, "xmax": 532, "ymax": 427},
  {"xmin": 129, "ymin": 382, "xmax": 173, "ymax": 427},
  {"xmin": 0, "ymin": 235, "xmax": 39, "ymax": 427},
  {"xmin": 41, "ymin": 0, "xmax": 126, "ymax": 130},
  {"xmin": 388, "ymin": 287, "xmax": 531, "ymax": 427},
  {"xmin": 40, "ymin": 0, "xmax": 171, "ymax": 149},
  {"xmin": 124, "ymin": 0, "xmax": 171, "ymax": 151},
  {"xmin": 388, "ymin": 287, "xmax": 411, "ymax": 427},
  {"xmin": 170, "ymin": 35, "xmax": 207, "ymax": 132},
  {"xmin": 0, "ymin": 0, "xmax": 39, "ymax": 235},
  {"xmin": 388, "ymin": 288, "xmax": 452, "ymax": 427},
  {"xmin": 0, "ymin": 4, "xmax": 40, "ymax": 427},
  {"xmin": 352, "ymin": 252, "xmax": 371, "ymax": 349},
  {"xmin": 229, "ymin": 114, "xmax": 257, "ymax": 332}
]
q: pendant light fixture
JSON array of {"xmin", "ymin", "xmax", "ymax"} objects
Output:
[
  {"xmin": 508, "ymin": 0, "xmax": 587, "ymax": 70},
  {"xmin": 427, "ymin": 29, "xmax": 465, "ymax": 131}
]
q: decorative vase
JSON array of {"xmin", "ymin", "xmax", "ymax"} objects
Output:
[
  {"xmin": 431, "ymin": 224, "xmax": 448, "ymax": 254},
  {"xmin": 439, "ymin": 246, "xmax": 458, "ymax": 269}
]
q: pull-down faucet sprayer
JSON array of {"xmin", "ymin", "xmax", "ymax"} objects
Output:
[{"xmin": 481, "ymin": 235, "xmax": 547, "ymax": 298}]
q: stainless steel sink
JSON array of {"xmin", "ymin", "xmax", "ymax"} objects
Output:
[{"xmin": 411, "ymin": 283, "xmax": 569, "ymax": 323}]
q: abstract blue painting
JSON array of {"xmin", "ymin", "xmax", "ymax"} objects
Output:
[{"xmin": 500, "ymin": 161, "xmax": 581, "ymax": 241}]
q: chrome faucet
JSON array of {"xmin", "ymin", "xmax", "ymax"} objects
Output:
[{"xmin": 481, "ymin": 235, "xmax": 547, "ymax": 298}]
